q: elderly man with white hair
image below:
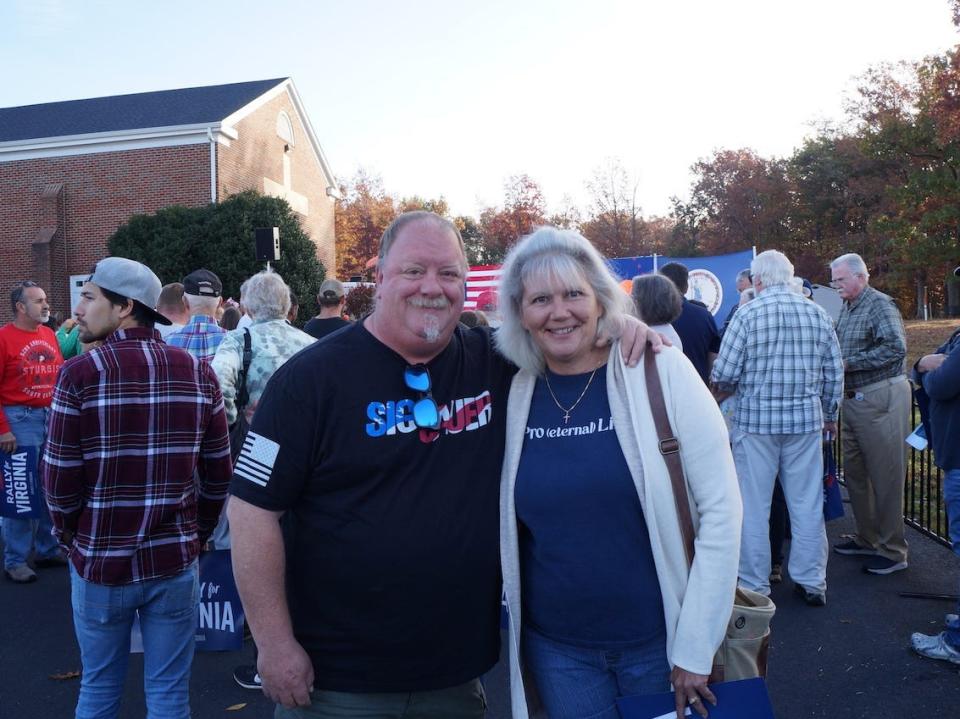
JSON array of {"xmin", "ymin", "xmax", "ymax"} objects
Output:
[
  {"xmin": 830, "ymin": 252, "xmax": 910, "ymax": 575},
  {"xmin": 165, "ymin": 268, "xmax": 227, "ymax": 360},
  {"xmin": 212, "ymin": 270, "xmax": 315, "ymax": 434},
  {"xmin": 712, "ymin": 250, "xmax": 843, "ymax": 605}
]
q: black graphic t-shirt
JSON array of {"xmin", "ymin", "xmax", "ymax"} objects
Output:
[{"xmin": 230, "ymin": 322, "xmax": 516, "ymax": 692}]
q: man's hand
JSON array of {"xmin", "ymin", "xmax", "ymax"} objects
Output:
[
  {"xmin": 823, "ymin": 421, "xmax": 838, "ymax": 438},
  {"xmin": 61, "ymin": 318, "xmax": 77, "ymax": 331},
  {"xmin": 258, "ymin": 637, "xmax": 315, "ymax": 708},
  {"xmin": 0, "ymin": 432, "xmax": 16, "ymax": 454},
  {"xmin": 918, "ymin": 353, "xmax": 947, "ymax": 374},
  {"xmin": 671, "ymin": 665, "xmax": 716, "ymax": 719},
  {"xmin": 600, "ymin": 315, "xmax": 671, "ymax": 367}
]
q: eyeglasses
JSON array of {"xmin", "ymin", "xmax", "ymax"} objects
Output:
[
  {"xmin": 11, "ymin": 280, "xmax": 39, "ymax": 305},
  {"xmin": 404, "ymin": 364, "xmax": 440, "ymax": 430}
]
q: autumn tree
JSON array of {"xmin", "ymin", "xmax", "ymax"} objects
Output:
[
  {"xmin": 673, "ymin": 149, "xmax": 793, "ymax": 256},
  {"xmin": 848, "ymin": 56, "xmax": 960, "ymax": 314},
  {"xmin": 335, "ymin": 170, "xmax": 396, "ymax": 279},
  {"xmin": 548, "ymin": 195, "xmax": 583, "ymax": 230},
  {"xmin": 580, "ymin": 160, "xmax": 646, "ymax": 258},
  {"xmin": 397, "ymin": 195, "xmax": 450, "ymax": 216},
  {"xmin": 478, "ymin": 174, "xmax": 548, "ymax": 261}
]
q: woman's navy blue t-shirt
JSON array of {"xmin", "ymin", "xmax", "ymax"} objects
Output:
[{"xmin": 516, "ymin": 367, "xmax": 666, "ymax": 647}]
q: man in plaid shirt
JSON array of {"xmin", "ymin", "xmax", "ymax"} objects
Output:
[
  {"xmin": 830, "ymin": 252, "xmax": 910, "ymax": 576},
  {"xmin": 166, "ymin": 268, "xmax": 226, "ymax": 360},
  {"xmin": 41, "ymin": 257, "xmax": 233, "ymax": 718},
  {"xmin": 712, "ymin": 250, "xmax": 843, "ymax": 606}
]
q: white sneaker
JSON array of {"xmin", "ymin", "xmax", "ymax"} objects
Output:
[{"xmin": 911, "ymin": 631, "xmax": 960, "ymax": 665}]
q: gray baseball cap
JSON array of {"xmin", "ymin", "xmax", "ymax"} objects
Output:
[
  {"xmin": 88, "ymin": 257, "xmax": 172, "ymax": 325},
  {"xmin": 318, "ymin": 279, "xmax": 345, "ymax": 300}
]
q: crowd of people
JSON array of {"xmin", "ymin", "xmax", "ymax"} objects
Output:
[{"xmin": 0, "ymin": 211, "xmax": 957, "ymax": 719}]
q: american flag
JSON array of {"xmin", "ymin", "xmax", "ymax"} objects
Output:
[{"xmin": 464, "ymin": 264, "xmax": 502, "ymax": 310}]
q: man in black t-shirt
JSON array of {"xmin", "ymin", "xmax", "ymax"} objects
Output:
[
  {"xmin": 228, "ymin": 212, "xmax": 658, "ymax": 717},
  {"xmin": 228, "ymin": 212, "xmax": 514, "ymax": 717},
  {"xmin": 303, "ymin": 279, "xmax": 351, "ymax": 340},
  {"xmin": 660, "ymin": 262, "xmax": 721, "ymax": 385}
]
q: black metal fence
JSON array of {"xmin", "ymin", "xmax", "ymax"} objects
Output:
[{"xmin": 833, "ymin": 399, "xmax": 950, "ymax": 548}]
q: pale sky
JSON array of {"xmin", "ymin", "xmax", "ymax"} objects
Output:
[{"xmin": 2, "ymin": 0, "xmax": 957, "ymax": 218}]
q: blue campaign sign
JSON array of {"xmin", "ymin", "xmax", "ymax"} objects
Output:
[
  {"xmin": 0, "ymin": 446, "xmax": 45, "ymax": 519},
  {"xmin": 130, "ymin": 549, "xmax": 246, "ymax": 653},
  {"xmin": 660, "ymin": 249, "xmax": 755, "ymax": 328},
  {"xmin": 617, "ymin": 677, "xmax": 775, "ymax": 718},
  {"xmin": 195, "ymin": 549, "xmax": 245, "ymax": 651},
  {"xmin": 607, "ymin": 255, "xmax": 656, "ymax": 281}
]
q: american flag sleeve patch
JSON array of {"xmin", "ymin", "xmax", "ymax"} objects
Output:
[{"xmin": 234, "ymin": 431, "xmax": 280, "ymax": 487}]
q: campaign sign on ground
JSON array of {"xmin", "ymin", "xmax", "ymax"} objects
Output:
[
  {"xmin": 0, "ymin": 446, "xmax": 45, "ymax": 519},
  {"xmin": 131, "ymin": 550, "xmax": 245, "ymax": 653}
]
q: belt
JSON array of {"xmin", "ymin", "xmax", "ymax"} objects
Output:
[{"xmin": 844, "ymin": 374, "xmax": 905, "ymax": 399}]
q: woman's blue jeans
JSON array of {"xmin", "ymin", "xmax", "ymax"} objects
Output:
[
  {"xmin": 522, "ymin": 627, "xmax": 670, "ymax": 719},
  {"xmin": 70, "ymin": 561, "xmax": 199, "ymax": 719}
]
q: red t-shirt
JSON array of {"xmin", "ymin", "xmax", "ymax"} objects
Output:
[{"xmin": 0, "ymin": 323, "xmax": 64, "ymax": 434}]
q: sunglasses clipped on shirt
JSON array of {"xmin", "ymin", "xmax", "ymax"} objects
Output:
[{"xmin": 404, "ymin": 364, "xmax": 440, "ymax": 430}]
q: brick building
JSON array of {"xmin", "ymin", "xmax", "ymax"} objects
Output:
[{"xmin": 0, "ymin": 77, "xmax": 338, "ymax": 317}]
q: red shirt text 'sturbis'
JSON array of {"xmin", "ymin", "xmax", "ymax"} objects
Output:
[{"xmin": 0, "ymin": 323, "xmax": 64, "ymax": 433}]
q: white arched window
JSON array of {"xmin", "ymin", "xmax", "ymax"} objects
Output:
[{"xmin": 276, "ymin": 111, "xmax": 295, "ymax": 145}]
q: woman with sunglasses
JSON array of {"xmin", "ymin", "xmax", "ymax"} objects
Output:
[{"xmin": 495, "ymin": 227, "xmax": 742, "ymax": 719}]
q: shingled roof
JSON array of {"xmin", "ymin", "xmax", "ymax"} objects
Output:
[{"xmin": 0, "ymin": 78, "xmax": 288, "ymax": 143}]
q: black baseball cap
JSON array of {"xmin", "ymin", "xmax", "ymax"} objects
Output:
[{"xmin": 182, "ymin": 269, "xmax": 222, "ymax": 297}]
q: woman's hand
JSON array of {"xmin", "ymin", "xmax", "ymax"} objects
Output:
[{"xmin": 671, "ymin": 665, "xmax": 715, "ymax": 719}]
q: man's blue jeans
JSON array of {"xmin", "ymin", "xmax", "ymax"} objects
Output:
[
  {"xmin": 943, "ymin": 468, "xmax": 960, "ymax": 649},
  {"xmin": 1, "ymin": 405, "xmax": 59, "ymax": 569},
  {"xmin": 70, "ymin": 561, "xmax": 199, "ymax": 719},
  {"xmin": 521, "ymin": 627, "xmax": 670, "ymax": 719}
]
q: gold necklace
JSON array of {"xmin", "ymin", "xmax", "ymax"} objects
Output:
[{"xmin": 544, "ymin": 367, "xmax": 599, "ymax": 425}]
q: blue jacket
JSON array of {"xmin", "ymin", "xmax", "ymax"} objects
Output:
[{"xmin": 920, "ymin": 327, "xmax": 960, "ymax": 470}]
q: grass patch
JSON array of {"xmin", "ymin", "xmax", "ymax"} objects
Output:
[{"xmin": 904, "ymin": 319, "xmax": 958, "ymax": 370}]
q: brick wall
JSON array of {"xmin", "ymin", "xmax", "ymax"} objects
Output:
[
  {"xmin": 217, "ymin": 91, "xmax": 337, "ymax": 274},
  {"xmin": 0, "ymin": 146, "xmax": 210, "ymax": 319}
]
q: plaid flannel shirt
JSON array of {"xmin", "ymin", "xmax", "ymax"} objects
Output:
[
  {"xmin": 164, "ymin": 314, "xmax": 226, "ymax": 361},
  {"xmin": 40, "ymin": 327, "xmax": 232, "ymax": 585},
  {"xmin": 711, "ymin": 285, "xmax": 844, "ymax": 435},
  {"xmin": 834, "ymin": 286, "xmax": 907, "ymax": 390}
]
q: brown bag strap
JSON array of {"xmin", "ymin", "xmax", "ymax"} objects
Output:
[{"xmin": 643, "ymin": 346, "xmax": 696, "ymax": 567}]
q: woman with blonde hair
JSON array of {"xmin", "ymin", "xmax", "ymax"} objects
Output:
[{"xmin": 496, "ymin": 226, "xmax": 742, "ymax": 719}]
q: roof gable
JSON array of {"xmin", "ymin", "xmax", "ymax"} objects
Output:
[{"xmin": 0, "ymin": 78, "xmax": 288, "ymax": 143}]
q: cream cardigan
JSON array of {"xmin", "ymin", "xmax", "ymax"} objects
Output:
[{"xmin": 499, "ymin": 344, "xmax": 742, "ymax": 719}]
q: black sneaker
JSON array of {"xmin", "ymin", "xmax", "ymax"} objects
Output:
[
  {"xmin": 233, "ymin": 665, "xmax": 262, "ymax": 690},
  {"xmin": 862, "ymin": 556, "xmax": 908, "ymax": 575},
  {"xmin": 793, "ymin": 582, "xmax": 826, "ymax": 607},
  {"xmin": 833, "ymin": 540, "xmax": 876, "ymax": 556}
]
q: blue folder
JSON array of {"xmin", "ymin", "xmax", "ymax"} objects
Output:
[{"xmin": 616, "ymin": 677, "xmax": 775, "ymax": 718}]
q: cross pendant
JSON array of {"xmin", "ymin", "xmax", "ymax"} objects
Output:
[{"xmin": 562, "ymin": 412, "xmax": 570, "ymax": 424}]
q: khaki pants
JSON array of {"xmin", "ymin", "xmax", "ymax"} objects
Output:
[{"xmin": 840, "ymin": 376, "xmax": 911, "ymax": 562}]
